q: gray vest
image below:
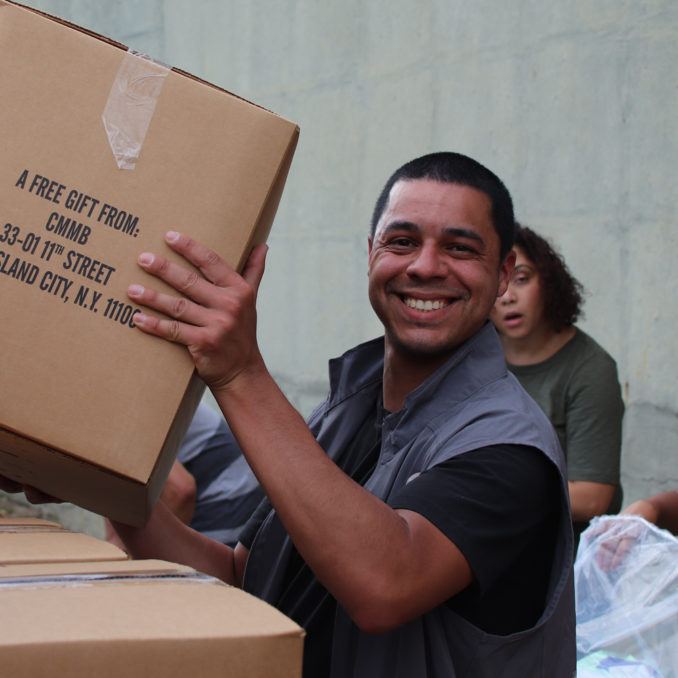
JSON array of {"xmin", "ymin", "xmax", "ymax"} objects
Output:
[{"xmin": 244, "ymin": 323, "xmax": 576, "ymax": 678}]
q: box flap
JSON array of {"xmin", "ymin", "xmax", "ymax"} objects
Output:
[{"xmin": 0, "ymin": 530, "xmax": 128, "ymax": 564}]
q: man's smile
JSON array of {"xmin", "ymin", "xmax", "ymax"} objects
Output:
[
  {"xmin": 393, "ymin": 288, "xmax": 471, "ymax": 315},
  {"xmin": 403, "ymin": 296, "xmax": 452, "ymax": 312}
]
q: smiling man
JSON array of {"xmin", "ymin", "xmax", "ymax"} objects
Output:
[
  {"xmin": 3, "ymin": 153, "xmax": 575, "ymax": 677},
  {"xmin": 368, "ymin": 178, "xmax": 514, "ymax": 411}
]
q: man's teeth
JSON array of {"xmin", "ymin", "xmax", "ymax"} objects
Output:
[{"xmin": 404, "ymin": 297, "xmax": 449, "ymax": 311}]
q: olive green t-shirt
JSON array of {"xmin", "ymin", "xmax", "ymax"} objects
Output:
[{"xmin": 508, "ymin": 328, "xmax": 624, "ymax": 537}]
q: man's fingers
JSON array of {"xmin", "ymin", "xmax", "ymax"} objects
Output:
[
  {"xmin": 136, "ymin": 251, "xmax": 217, "ymax": 307},
  {"xmin": 127, "ymin": 284, "xmax": 206, "ymax": 326},
  {"xmin": 132, "ymin": 233, "xmax": 266, "ymax": 355},
  {"xmin": 133, "ymin": 312, "xmax": 202, "ymax": 346},
  {"xmin": 241, "ymin": 244, "xmax": 268, "ymax": 295},
  {"xmin": 163, "ymin": 231, "xmax": 239, "ymax": 288}
]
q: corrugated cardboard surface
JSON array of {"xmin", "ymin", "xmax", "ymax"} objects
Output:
[
  {"xmin": 0, "ymin": 516, "xmax": 63, "ymax": 530},
  {"xmin": 0, "ymin": 519, "xmax": 128, "ymax": 564},
  {"xmin": 0, "ymin": 558, "xmax": 191, "ymax": 578},
  {"xmin": 0, "ymin": 560, "xmax": 304, "ymax": 678},
  {"xmin": 0, "ymin": 2, "xmax": 298, "ymax": 524}
]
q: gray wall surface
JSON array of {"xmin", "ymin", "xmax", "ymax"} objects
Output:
[{"xmin": 7, "ymin": 0, "xmax": 678, "ymax": 533}]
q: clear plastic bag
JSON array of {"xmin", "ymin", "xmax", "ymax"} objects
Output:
[{"xmin": 574, "ymin": 515, "xmax": 678, "ymax": 677}]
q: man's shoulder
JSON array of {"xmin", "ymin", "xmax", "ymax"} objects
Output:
[{"xmin": 423, "ymin": 370, "xmax": 563, "ymax": 467}]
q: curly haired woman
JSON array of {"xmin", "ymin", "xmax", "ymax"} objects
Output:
[{"xmin": 491, "ymin": 224, "xmax": 624, "ymax": 548}]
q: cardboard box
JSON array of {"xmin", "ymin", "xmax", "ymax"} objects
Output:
[
  {"xmin": 0, "ymin": 2, "xmax": 299, "ymax": 525},
  {"xmin": 0, "ymin": 517, "xmax": 128, "ymax": 564},
  {"xmin": 0, "ymin": 559, "xmax": 304, "ymax": 678}
]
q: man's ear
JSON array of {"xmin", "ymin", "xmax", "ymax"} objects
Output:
[
  {"xmin": 497, "ymin": 249, "xmax": 516, "ymax": 298},
  {"xmin": 367, "ymin": 236, "xmax": 373, "ymax": 256}
]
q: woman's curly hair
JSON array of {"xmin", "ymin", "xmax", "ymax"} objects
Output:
[{"xmin": 514, "ymin": 223, "xmax": 585, "ymax": 332}]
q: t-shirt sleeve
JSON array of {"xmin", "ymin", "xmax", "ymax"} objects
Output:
[
  {"xmin": 565, "ymin": 354, "xmax": 624, "ymax": 485},
  {"xmin": 389, "ymin": 444, "xmax": 561, "ymax": 594}
]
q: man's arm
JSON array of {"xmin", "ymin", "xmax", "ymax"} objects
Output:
[
  {"xmin": 215, "ymin": 367, "xmax": 473, "ymax": 632},
  {"xmin": 105, "ymin": 460, "xmax": 196, "ymax": 550},
  {"xmin": 110, "ymin": 499, "xmax": 248, "ymax": 585},
  {"xmin": 159, "ymin": 461, "xmax": 197, "ymax": 525},
  {"xmin": 128, "ymin": 232, "xmax": 473, "ymax": 633}
]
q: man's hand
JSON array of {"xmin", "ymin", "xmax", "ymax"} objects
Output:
[{"xmin": 128, "ymin": 231, "xmax": 268, "ymax": 392}]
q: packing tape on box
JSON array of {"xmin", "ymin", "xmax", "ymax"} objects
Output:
[
  {"xmin": 102, "ymin": 49, "xmax": 170, "ymax": 170},
  {"xmin": 0, "ymin": 570, "xmax": 222, "ymax": 589}
]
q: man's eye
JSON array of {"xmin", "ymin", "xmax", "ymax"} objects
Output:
[
  {"xmin": 390, "ymin": 237, "xmax": 415, "ymax": 247},
  {"xmin": 447, "ymin": 244, "xmax": 475, "ymax": 254}
]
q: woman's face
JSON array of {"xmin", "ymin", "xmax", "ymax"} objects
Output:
[{"xmin": 490, "ymin": 246, "xmax": 547, "ymax": 340}]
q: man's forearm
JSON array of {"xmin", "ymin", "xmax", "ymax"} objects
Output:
[{"xmin": 110, "ymin": 499, "xmax": 237, "ymax": 583}]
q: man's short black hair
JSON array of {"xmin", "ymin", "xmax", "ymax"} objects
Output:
[{"xmin": 370, "ymin": 152, "xmax": 515, "ymax": 259}]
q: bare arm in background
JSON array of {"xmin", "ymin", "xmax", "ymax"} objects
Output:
[
  {"xmin": 622, "ymin": 490, "xmax": 678, "ymax": 535},
  {"xmin": 159, "ymin": 461, "xmax": 197, "ymax": 525},
  {"xmin": 569, "ymin": 481, "xmax": 616, "ymax": 523}
]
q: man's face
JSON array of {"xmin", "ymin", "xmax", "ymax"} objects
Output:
[{"xmin": 368, "ymin": 179, "xmax": 513, "ymax": 362}]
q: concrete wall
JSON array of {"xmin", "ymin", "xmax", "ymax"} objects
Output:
[{"xmin": 8, "ymin": 0, "xmax": 677, "ymax": 533}]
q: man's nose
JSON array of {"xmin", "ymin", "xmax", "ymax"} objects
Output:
[{"xmin": 406, "ymin": 244, "xmax": 447, "ymax": 279}]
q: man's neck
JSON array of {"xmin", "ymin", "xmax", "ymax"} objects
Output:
[{"xmin": 381, "ymin": 344, "xmax": 454, "ymax": 413}]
